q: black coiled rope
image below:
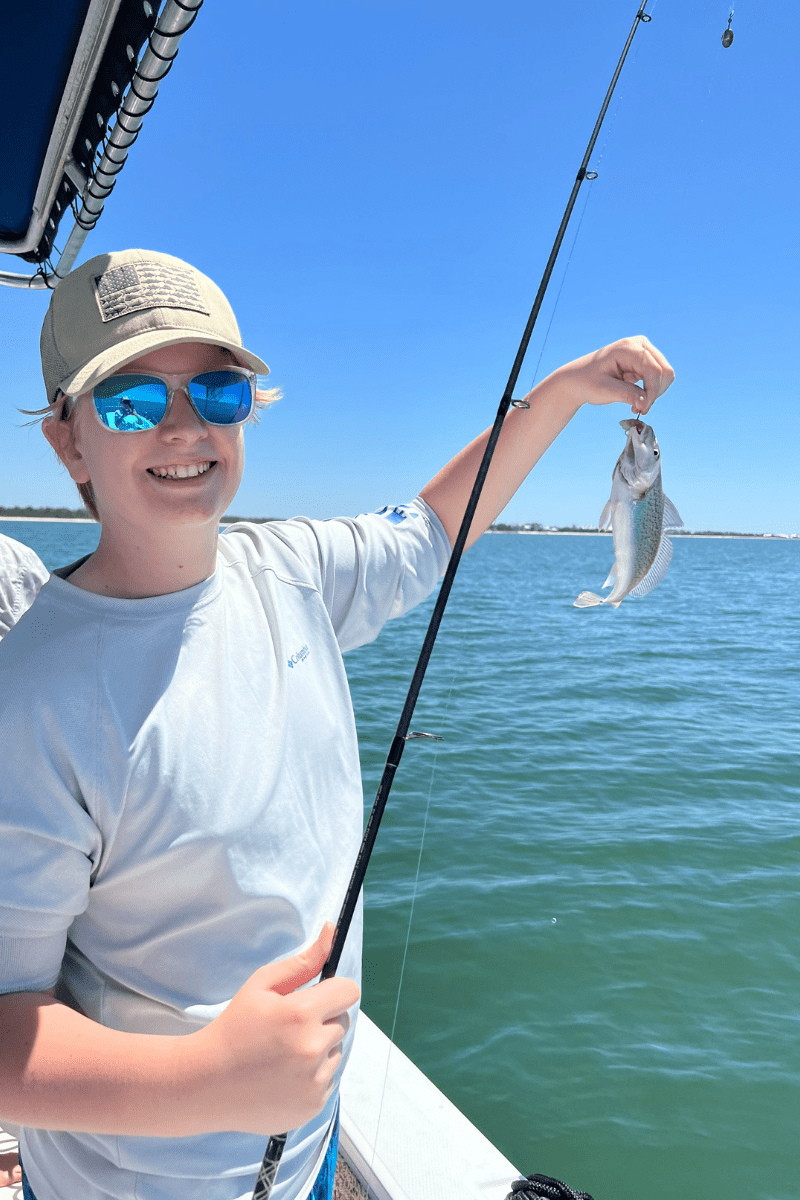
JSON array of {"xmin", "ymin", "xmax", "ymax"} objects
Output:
[{"xmin": 508, "ymin": 1173, "xmax": 595, "ymax": 1200}]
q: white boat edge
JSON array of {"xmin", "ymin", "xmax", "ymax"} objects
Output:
[
  {"xmin": 0, "ymin": 1010, "xmax": 520, "ymax": 1200},
  {"xmin": 338, "ymin": 1011, "xmax": 519, "ymax": 1200}
]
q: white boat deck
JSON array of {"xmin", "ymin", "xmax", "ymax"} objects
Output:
[{"xmin": 0, "ymin": 1010, "xmax": 519, "ymax": 1200}]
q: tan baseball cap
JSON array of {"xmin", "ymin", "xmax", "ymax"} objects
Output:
[{"xmin": 40, "ymin": 248, "xmax": 269, "ymax": 403}]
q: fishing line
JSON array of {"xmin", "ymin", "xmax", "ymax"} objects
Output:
[
  {"xmin": 524, "ymin": 0, "xmax": 659, "ymax": 396},
  {"xmin": 526, "ymin": 185, "xmax": 594, "ymax": 393},
  {"xmin": 502, "ymin": 4, "xmax": 650, "ymax": 536},
  {"xmin": 671, "ymin": 0, "xmax": 738, "ymax": 288},
  {"xmin": 251, "ymin": 6, "xmax": 655, "ymax": 1196},
  {"xmin": 382, "ymin": 634, "xmax": 463, "ymax": 1036},
  {"xmin": 364, "ymin": 706, "xmax": 448, "ymax": 1199},
  {"xmin": 363, "ymin": 554, "xmax": 479, "ymax": 1193}
]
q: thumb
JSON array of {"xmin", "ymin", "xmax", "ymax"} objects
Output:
[{"xmin": 267, "ymin": 922, "xmax": 336, "ymax": 996}]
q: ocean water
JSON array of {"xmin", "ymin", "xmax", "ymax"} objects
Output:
[{"xmin": 3, "ymin": 521, "xmax": 799, "ymax": 1200}]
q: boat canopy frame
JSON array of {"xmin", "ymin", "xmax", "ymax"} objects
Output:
[{"xmin": 0, "ymin": 0, "xmax": 201, "ymax": 291}]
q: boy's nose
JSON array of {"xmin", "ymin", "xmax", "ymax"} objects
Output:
[{"xmin": 160, "ymin": 388, "xmax": 206, "ymax": 437}]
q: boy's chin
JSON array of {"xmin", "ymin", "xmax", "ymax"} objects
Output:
[{"xmin": 98, "ymin": 495, "xmax": 234, "ymax": 531}]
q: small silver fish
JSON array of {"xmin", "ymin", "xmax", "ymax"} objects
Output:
[{"xmin": 574, "ymin": 418, "xmax": 682, "ymax": 609}]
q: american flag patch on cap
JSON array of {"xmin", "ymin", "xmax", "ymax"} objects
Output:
[{"xmin": 94, "ymin": 262, "xmax": 209, "ymax": 322}]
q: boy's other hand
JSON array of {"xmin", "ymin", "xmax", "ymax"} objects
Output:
[
  {"xmin": 188, "ymin": 922, "xmax": 360, "ymax": 1136},
  {"xmin": 0, "ymin": 1151, "xmax": 21, "ymax": 1188}
]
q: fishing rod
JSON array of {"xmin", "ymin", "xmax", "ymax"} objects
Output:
[{"xmin": 251, "ymin": 4, "xmax": 653, "ymax": 1197}]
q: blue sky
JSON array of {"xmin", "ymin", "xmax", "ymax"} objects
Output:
[{"xmin": 1, "ymin": 0, "xmax": 797, "ymax": 532}]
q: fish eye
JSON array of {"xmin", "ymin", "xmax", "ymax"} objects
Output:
[{"xmin": 653, "ymin": 449, "xmax": 659, "ymax": 458}]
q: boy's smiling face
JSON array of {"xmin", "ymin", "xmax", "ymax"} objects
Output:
[{"xmin": 47, "ymin": 342, "xmax": 246, "ymax": 535}]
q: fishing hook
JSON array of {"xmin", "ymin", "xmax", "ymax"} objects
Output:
[{"xmin": 251, "ymin": 4, "xmax": 654, "ymax": 1196}]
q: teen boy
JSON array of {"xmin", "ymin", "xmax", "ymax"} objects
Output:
[{"xmin": 0, "ymin": 249, "xmax": 673, "ymax": 1200}]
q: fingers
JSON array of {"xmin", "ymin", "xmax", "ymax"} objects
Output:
[
  {"xmin": 562, "ymin": 335, "xmax": 674, "ymax": 415},
  {"xmin": 266, "ymin": 922, "xmax": 336, "ymax": 997},
  {"xmin": 617, "ymin": 335, "xmax": 674, "ymax": 413},
  {"xmin": 316, "ymin": 1008, "xmax": 351, "ymax": 1066},
  {"xmin": 314, "ymin": 978, "xmax": 360, "ymax": 1024},
  {"xmin": 193, "ymin": 926, "xmax": 360, "ymax": 1134},
  {"xmin": 252, "ymin": 923, "xmax": 360, "ymax": 1025},
  {"xmin": 0, "ymin": 1153, "xmax": 21, "ymax": 1188}
]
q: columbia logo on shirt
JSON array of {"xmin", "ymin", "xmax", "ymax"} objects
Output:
[
  {"xmin": 288, "ymin": 645, "xmax": 310, "ymax": 668},
  {"xmin": 376, "ymin": 504, "xmax": 419, "ymax": 525}
]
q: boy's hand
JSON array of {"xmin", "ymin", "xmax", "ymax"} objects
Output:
[
  {"xmin": 549, "ymin": 334, "xmax": 674, "ymax": 415},
  {"xmin": 188, "ymin": 922, "xmax": 359, "ymax": 1135},
  {"xmin": 420, "ymin": 333, "xmax": 674, "ymax": 549},
  {"xmin": 0, "ymin": 1152, "xmax": 22, "ymax": 1188}
]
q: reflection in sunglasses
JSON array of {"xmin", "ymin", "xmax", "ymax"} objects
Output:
[
  {"xmin": 93, "ymin": 370, "xmax": 256, "ymax": 431},
  {"xmin": 111, "ymin": 398, "xmax": 155, "ymax": 431}
]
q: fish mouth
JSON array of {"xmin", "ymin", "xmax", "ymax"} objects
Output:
[{"xmin": 617, "ymin": 417, "xmax": 659, "ymax": 488}]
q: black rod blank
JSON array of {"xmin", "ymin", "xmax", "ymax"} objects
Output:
[
  {"xmin": 252, "ymin": 5, "xmax": 652, "ymax": 1196},
  {"xmin": 323, "ymin": 0, "xmax": 653, "ymax": 983}
]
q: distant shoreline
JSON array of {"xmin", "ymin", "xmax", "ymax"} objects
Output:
[
  {"xmin": 0, "ymin": 516, "xmax": 261, "ymax": 525},
  {"xmin": 0, "ymin": 516, "xmax": 795, "ymax": 540},
  {"xmin": 488, "ymin": 530, "xmax": 796, "ymax": 540},
  {"xmin": 0, "ymin": 516, "xmax": 97, "ymax": 524}
]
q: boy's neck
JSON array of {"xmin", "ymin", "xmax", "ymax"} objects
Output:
[{"xmin": 65, "ymin": 523, "xmax": 220, "ymax": 598}]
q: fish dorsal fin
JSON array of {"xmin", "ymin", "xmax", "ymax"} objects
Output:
[
  {"xmin": 629, "ymin": 534, "xmax": 673, "ymax": 598},
  {"xmin": 601, "ymin": 566, "xmax": 616, "ymax": 589},
  {"xmin": 598, "ymin": 499, "xmax": 613, "ymax": 530},
  {"xmin": 662, "ymin": 494, "xmax": 683, "ymax": 530}
]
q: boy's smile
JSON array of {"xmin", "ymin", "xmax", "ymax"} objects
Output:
[
  {"xmin": 148, "ymin": 461, "xmax": 214, "ymax": 479},
  {"xmin": 44, "ymin": 342, "xmax": 248, "ymax": 596},
  {"xmin": 64, "ymin": 343, "xmax": 244, "ymax": 524}
]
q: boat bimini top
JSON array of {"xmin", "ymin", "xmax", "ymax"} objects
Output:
[{"xmin": 0, "ymin": 0, "xmax": 201, "ymax": 290}]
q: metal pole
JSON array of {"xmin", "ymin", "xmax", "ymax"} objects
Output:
[{"xmin": 0, "ymin": 0, "xmax": 202, "ymax": 290}]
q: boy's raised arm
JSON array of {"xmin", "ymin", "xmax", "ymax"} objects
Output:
[
  {"xmin": 0, "ymin": 924, "xmax": 358, "ymax": 1138},
  {"xmin": 420, "ymin": 335, "xmax": 674, "ymax": 548}
]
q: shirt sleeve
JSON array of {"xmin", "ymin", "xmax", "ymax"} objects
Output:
[
  {"xmin": 0, "ymin": 535, "xmax": 49, "ymax": 640},
  {"xmin": 0, "ymin": 627, "xmax": 101, "ymax": 994},
  {"xmin": 319, "ymin": 498, "xmax": 452, "ymax": 651},
  {"xmin": 228, "ymin": 498, "xmax": 452, "ymax": 654}
]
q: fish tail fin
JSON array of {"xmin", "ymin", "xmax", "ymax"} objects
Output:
[{"xmin": 573, "ymin": 591, "xmax": 606, "ymax": 608}]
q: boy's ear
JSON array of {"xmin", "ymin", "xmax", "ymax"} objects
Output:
[{"xmin": 42, "ymin": 406, "xmax": 92, "ymax": 484}]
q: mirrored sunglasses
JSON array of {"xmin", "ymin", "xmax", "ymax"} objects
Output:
[{"xmin": 86, "ymin": 369, "xmax": 257, "ymax": 431}]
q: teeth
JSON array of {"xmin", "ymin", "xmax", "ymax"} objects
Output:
[{"xmin": 151, "ymin": 462, "xmax": 212, "ymax": 479}]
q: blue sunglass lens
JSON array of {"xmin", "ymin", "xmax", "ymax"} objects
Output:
[
  {"xmin": 186, "ymin": 371, "xmax": 253, "ymax": 425},
  {"xmin": 93, "ymin": 371, "xmax": 253, "ymax": 429},
  {"xmin": 93, "ymin": 376, "xmax": 167, "ymax": 430}
]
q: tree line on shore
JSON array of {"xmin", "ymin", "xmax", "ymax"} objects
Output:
[{"xmin": 0, "ymin": 508, "xmax": 788, "ymax": 537}]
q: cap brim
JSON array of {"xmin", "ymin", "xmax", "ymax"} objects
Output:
[{"xmin": 58, "ymin": 329, "xmax": 269, "ymax": 398}]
